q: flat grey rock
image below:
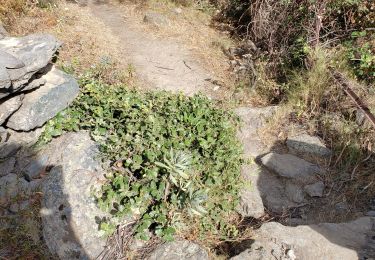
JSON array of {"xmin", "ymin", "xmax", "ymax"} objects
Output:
[
  {"xmin": 20, "ymin": 77, "xmax": 46, "ymax": 92},
  {"xmin": 239, "ymin": 162, "xmax": 300, "ymax": 215},
  {"xmin": 41, "ymin": 132, "xmax": 107, "ymax": 259},
  {"xmin": 231, "ymin": 217, "xmax": 375, "ymax": 260},
  {"xmin": 235, "ymin": 106, "xmax": 296, "ymax": 217},
  {"xmin": 6, "ymin": 67, "xmax": 79, "ymax": 131},
  {"xmin": 304, "ymin": 181, "xmax": 324, "ymax": 197},
  {"xmin": 259, "ymin": 173, "xmax": 300, "ymax": 213},
  {"xmin": 237, "ymin": 163, "xmax": 265, "ymax": 218},
  {"xmin": 235, "ymin": 107, "xmax": 277, "ymax": 218},
  {"xmin": 0, "ymin": 94, "xmax": 24, "ymax": 125},
  {"xmin": 287, "ymin": 133, "xmax": 332, "ymax": 158},
  {"xmin": 144, "ymin": 12, "xmax": 170, "ymax": 27},
  {"xmin": 261, "ymin": 153, "xmax": 322, "ymax": 184},
  {"xmin": 147, "ymin": 240, "xmax": 208, "ymax": 260},
  {"xmin": 235, "ymin": 106, "xmax": 276, "ymax": 152},
  {"xmin": 0, "ymin": 33, "xmax": 61, "ymax": 97}
]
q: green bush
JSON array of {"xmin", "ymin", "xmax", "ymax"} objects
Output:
[
  {"xmin": 41, "ymin": 75, "xmax": 244, "ymax": 242},
  {"xmin": 346, "ymin": 30, "xmax": 375, "ymax": 82}
]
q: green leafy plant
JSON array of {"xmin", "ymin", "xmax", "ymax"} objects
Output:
[
  {"xmin": 41, "ymin": 73, "xmax": 244, "ymax": 244},
  {"xmin": 347, "ymin": 30, "xmax": 375, "ymax": 82}
]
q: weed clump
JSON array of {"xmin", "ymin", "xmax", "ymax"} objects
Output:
[{"xmin": 41, "ymin": 75, "xmax": 244, "ymax": 244}]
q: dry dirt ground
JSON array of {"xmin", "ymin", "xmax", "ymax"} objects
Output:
[{"xmin": 10, "ymin": 0, "xmax": 236, "ymax": 99}]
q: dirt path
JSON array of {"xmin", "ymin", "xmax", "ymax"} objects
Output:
[{"xmin": 86, "ymin": 0, "xmax": 217, "ymax": 97}]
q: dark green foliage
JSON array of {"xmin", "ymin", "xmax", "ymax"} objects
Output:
[
  {"xmin": 346, "ymin": 30, "xmax": 375, "ymax": 82},
  {"xmin": 40, "ymin": 75, "xmax": 243, "ymax": 242}
]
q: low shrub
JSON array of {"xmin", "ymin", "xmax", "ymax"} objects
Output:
[{"xmin": 40, "ymin": 74, "xmax": 244, "ymax": 243}]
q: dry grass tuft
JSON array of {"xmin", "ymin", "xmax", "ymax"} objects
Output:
[{"xmin": 260, "ymin": 47, "xmax": 375, "ymax": 222}]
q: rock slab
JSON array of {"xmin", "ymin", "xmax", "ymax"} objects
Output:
[
  {"xmin": 0, "ymin": 94, "xmax": 23, "ymax": 125},
  {"xmin": 41, "ymin": 131, "xmax": 107, "ymax": 260},
  {"xmin": 261, "ymin": 152, "xmax": 322, "ymax": 184},
  {"xmin": 6, "ymin": 67, "xmax": 79, "ymax": 131},
  {"xmin": 148, "ymin": 240, "xmax": 208, "ymax": 260},
  {"xmin": 287, "ymin": 133, "xmax": 332, "ymax": 158},
  {"xmin": 231, "ymin": 217, "xmax": 375, "ymax": 260}
]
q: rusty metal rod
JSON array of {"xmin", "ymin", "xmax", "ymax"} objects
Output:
[{"xmin": 331, "ymin": 70, "xmax": 375, "ymax": 129}]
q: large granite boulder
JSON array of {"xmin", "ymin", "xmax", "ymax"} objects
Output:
[
  {"xmin": 6, "ymin": 67, "xmax": 79, "ymax": 131},
  {"xmin": 231, "ymin": 217, "xmax": 375, "ymax": 260},
  {"xmin": 0, "ymin": 33, "xmax": 61, "ymax": 98},
  {"xmin": 40, "ymin": 132, "xmax": 107, "ymax": 259}
]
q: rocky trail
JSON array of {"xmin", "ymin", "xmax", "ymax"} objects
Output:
[{"xmin": 0, "ymin": 0, "xmax": 375, "ymax": 259}]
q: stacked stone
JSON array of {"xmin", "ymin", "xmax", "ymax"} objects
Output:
[{"xmin": 0, "ymin": 25, "xmax": 79, "ymax": 208}]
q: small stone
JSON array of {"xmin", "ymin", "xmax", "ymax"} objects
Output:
[
  {"xmin": 9, "ymin": 203, "xmax": 19, "ymax": 213},
  {"xmin": 261, "ymin": 153, "xmax": 322, "ymax": 184},
  {"xmin": 285, "ymin": 183, "xmax": 304, "ymax": 203},
  {"xmin": 19, "ymin": 200, "xmax": 31, "ymax": 211},
  {"xmin": 0, "ymin": 173, "xmax": 28, "ymax": 205},
  {"xmin": 304, "ymin": 181, "xmax": 324, "ymax": 197},
  {"xmin": 0, "ymin": 94, "xmax": 24, "ymax": 125},
  {"xmin": 173, "ymin": 7, "xmax": 183, "ymax": 14},
  {"xmin": 286, "ymin": 133, "xmax": 332, "ymax": 158},
  {"xmin": 0, "ymin": 157, "xmax": 16, "ymax": 176},
  {"xmin": 23, "ymin": 155, "xmax": 48, "ymax": 181},
  {"xmin": 143, "ymin": 12, "xmax": 170, "ymax": 27},
  {"xmin": 6, "ymin": 67, "xmax": 79, "ymax": 131},
  {"xmin": 356, "ymin": 109, "xmax": 366, "ymax": 126},
  {"xmin": 335, "ymin": 201, "xmax": 349, "ymax": 213},
  {"xmin": 147, "ymin": 240, "xmax": 208, "ymax": 260}
]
